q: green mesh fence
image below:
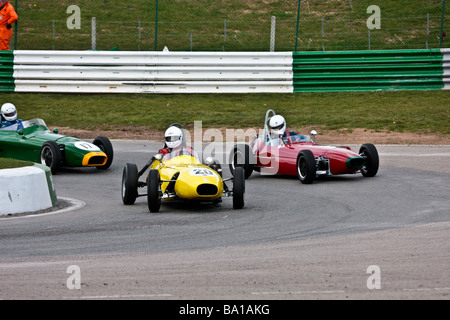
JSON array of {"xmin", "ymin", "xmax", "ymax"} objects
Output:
[{"xmin": 8, "ymin": 0, "xmax": 450, "ymax": 51}]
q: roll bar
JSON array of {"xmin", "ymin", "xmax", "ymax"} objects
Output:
[{"xmin": 263, "ymin": 109, "xmax": 276, "ymax": 144}]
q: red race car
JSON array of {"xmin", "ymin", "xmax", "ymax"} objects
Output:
[{"xmin": 229, "ymin": 109, "xmax": 379, "ymax": 184}]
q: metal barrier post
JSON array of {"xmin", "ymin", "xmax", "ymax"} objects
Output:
[
  {"xmin": 91, "ymin": 17, "xmax": 96, "ymax": 50},
  {"xmin": 155, "ymin": 0, "xmax": 158, "ymax": 51},
  {"xmin": 440, "ymin": 0, "xmax": 446, "ymax": 48},
  {"xmin": 270, "ymin": 16, "xmax": 276, "ymax": 52},
  {"xmin": 295, "ymin": 0, "xmax": 301, "ymax": 52}
]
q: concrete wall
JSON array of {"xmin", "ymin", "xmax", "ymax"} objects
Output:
[{"xmin": 0, "ymin": 164, "xmax": 58, "ymax": 215}]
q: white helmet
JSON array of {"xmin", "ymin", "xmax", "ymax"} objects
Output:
[
  {"xmin": 1, "ymin": 103, "xmax": 17, "ymax": 122},
  {"xmin": 164, "ymin": 126, "xmax": 183, "ymax": 149},
  {"xmin": 269, "ymin": 115, "xmax": 286, "ymax": 136}
]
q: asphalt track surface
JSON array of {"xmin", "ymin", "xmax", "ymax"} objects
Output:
[{"xmin": 0, "ymin": 141, "xmax": 449, "ymax": 300}]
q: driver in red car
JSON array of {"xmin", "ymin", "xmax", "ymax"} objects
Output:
[
  {"xmin": 0, "ymin": 103, "xmax": 23, "ymax": 130},
  {"xmin": 158, "ymin": 125, "xmax": 195, "ymax": 158},
  {"xmin": 269, "ymin": 114, "xmax": 301, "ymax": 145}
]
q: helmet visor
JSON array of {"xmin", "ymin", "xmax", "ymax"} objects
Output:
[
  {"xmin": 4, "ymin": 111, "xmax": 16, "ymax": 118},
  {"xmin": 165, "ymin": 136, "xmax": 180, "ymax": 142},
  {"xmin": 271, "ymin": 124, "xmax": 284, "ymax": 131}
]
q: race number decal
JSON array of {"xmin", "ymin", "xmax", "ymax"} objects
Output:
[
  {"xmin": 74, "ymin": 141, "xmax": 101, "ymax": 151},
  {"xmin": 189, "ymin": 168, "xmax": 215, "ymax": 176}
]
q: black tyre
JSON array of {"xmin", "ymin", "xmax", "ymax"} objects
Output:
[
  {"xmin": 147, "ymin": 169, "xmax": 162, "ymax": 213},
  {"xmin": 93, "ymin": 136, "xmax": 114, "ymax": 170},
  {"xmin": 229, "ymin": 144, "xmax": 254, "ymax": 179},
  {"xmin": 359, "ymin": 143, "xmax": 379, "ymax": 177},
  {"xmin": 232, "ymin": 166, "xmax": 245, "ymax": 209},
  {"xmin": 296, "ymin": 150, "xmax": 316, "ymax": 184},
  {"xmin": 122, "ymin": 163, "xmax": 138, "ymax": 205},
  {"xmin": 40, "ymin": 141, "xmax": 62, "ymax": 174}
]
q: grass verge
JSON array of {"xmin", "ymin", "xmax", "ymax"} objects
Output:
[
  {"xmin": 1, "ymin": 91, "xmax": 449, "ymax": 135},
  {"xmin": 0, "ymin": 158, "xmax": 34, "ymax": 170}
]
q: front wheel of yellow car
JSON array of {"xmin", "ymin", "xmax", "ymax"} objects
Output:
[
  {"xmin": 122, "ymin": 163, "xmax": 138, "ymax": 205},
  {"xmin": 147, "ymin": 169, "xmax": 161, "ymax": 213},
  {"xmin": 232, "ymin": 166, "xmax": 245, "ymax": 209}
]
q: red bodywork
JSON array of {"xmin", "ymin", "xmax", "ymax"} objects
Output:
[{"xmin": 251, "ymin": 137, "xmax": 363, "ymax": 176}]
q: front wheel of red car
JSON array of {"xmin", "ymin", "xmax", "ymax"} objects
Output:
[
  {"xmin": 229, "ymin": 144, "xmax": 254, "ymax": 179},
  {"xmin": 359, "ymin": 143, "xmax": 379, "ymax": 177},
  {"xmin": 297, "ymin": 150, "xmax": 316, "ymax": 184},
  {"xmin": 147, "ymin": 169, "xmax": 162, "ymax": 213},
  {"xmin": 40, "ymin": 141, "xmax": 62, "ymax": 174}
]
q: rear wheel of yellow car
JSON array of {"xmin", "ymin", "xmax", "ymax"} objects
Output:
[
  {"xmin": 122, "ymin": 163, "xmax": 138, "ymax": 205},
  {"xmin": 40, "ymin": 141, "xmax": 62, "ymax": 174},
  {"xmin": 147, "ymin": 169, "xmax": 161, "ymax": 213},
  {"xmin": 233, "ymin": 166, "xmax": 245, "ymax": 209}
]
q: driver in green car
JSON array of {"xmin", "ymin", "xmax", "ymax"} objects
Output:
[{"xmin": 0, "ymin": 103, "xmax": 23, "ymax": 130}]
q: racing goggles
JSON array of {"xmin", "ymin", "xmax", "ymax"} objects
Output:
[{"xmin": 165, "ymin": 135, "xmax": 181, "ymax": 142}]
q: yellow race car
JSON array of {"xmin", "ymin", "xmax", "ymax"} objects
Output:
[{"xmin": 121, "ymin": 147, "xmax": 245, "ymax": 213}]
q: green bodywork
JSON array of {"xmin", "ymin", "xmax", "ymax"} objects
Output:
[{"xmin": 0, "ymin": 118, "xmax": 105, "ymax": 167}]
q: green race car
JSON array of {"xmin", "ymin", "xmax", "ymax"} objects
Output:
[{"xmin": 0, "ymin": 118, "xmax": 114, "ymax": 174}]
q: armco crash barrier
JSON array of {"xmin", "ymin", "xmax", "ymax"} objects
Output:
[
  {"xmin": 0, "ymin": 164, "xmax": 58, "ymax": 216},
  {"xmin": 1, "ymin": 49, "xmax": 450, "ymax": 93},
  {"xmin": 6, "ymin": 51, "xmax": 294, "ymax": 93},
  {"xmin": 292, "ymin": 49, "xmax": 446, "ymax": 92}
]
